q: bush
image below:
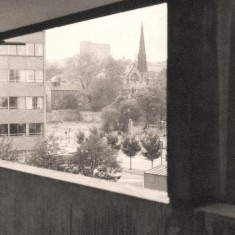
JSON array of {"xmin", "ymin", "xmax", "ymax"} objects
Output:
[
  {"xmin": 71, "ymin": 128, "xmax": 121, "ymax": 180},
  {"xmin": 0, "ymin": 137, "xmax": 17, "ymax": 161},
  {"xmin": 27, "ymin": 135, "xmax": 64, "ymax": 170},
  {"xmin": 61, "ymin": 93, "xmax": 79, "ymax": 109}
]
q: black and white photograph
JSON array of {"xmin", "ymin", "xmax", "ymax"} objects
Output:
[{"xmin": 0, "ymin": 1, "xmax": 234, "ymax": 234}]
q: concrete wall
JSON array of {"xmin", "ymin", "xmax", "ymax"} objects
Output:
[
  {"xmin": 0, "ymin": 83, "xmax": 44, "ymax": 96},
  {"xmin": 144, "ymin": 174, "xmax": 167, "ymax": 192},
  {"xmin": 47, "ymin": 109, "xmax": 81, "ymax": 122},
  {"xmin": 0, "ymin": 110, "xmax": 43, "ymax": 123},
  {"xmin": 80, "ymin": 111, "xmax": 101, "ymax": 122},
  {"xmin": 0, "ymin": 160, "xmax": 170, "ymax": 235},
  {"xmin": 1, "ymin": 161, "xmax": 235, "ymax": 234}
]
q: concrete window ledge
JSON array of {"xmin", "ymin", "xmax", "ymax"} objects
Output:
[
  {"xmin": 2, "ymin": 160, "xmax": 235, "ymax": 235},
  {"xmin": 194, "ymin": 204, "xmax": 235, "ymax": 234},
  {"xmin": 0, "ymin": 160, "xmax": 170, "ymax": 235}
]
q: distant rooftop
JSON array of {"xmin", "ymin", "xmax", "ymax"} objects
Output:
[{"xmin": 145, "ymin": 165, "xmax": 167, "ymax": 176}]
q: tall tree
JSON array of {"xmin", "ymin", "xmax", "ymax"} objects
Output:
[
  {"xmin": 63, "ymin": 54, "xmax": 100, "ymax": 109},
  {"xmin": 137, "ymin": 69, "xmax": 166, "ymax": 124},
  {"xmin": 90, "ymin": 57, "xmax": 127, "ymax": 110}
]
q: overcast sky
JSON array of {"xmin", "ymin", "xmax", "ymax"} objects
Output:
[{"xmin": 45, "ymin": 3, "xmax": 167, "ymax": 63}]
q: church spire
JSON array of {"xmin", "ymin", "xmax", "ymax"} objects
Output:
[{"xmin": 137, "ymin": 23, "xmax": 147, "ymax": 74}]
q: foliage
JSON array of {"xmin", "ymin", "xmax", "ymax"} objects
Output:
[
  {"xmin": 63, "ymin": 54, "xmax": 100, "ymax": 109},
  {"xmin": 27, "ymin": 135, "xmax": 64, "ymax": 170},
  {"xmin": 137, "ymin": 69, "xmax": 166, "ymax": 124},
  {"xmin": 63, "ymin": 55, "xmax": 127, "ymax": 111},
  {"xmin": 101, "ymin": 95, "xmax": 142, "ymax": 132},
  {"xmin": 106, "ymin": 133, "xmax": 121, "ymax": 150},
  {"xmin": 72, "ymin": 129, "xmax": 121, "ymax": 180},
  {"xmin": 101, "ymin": 106, "xmax": 120, "ymax": 132},
  {"xmin": 61, "ymin": 93, "xmax": 79, "ymax": 109},
  {"xmin": 118, "ymin": 99, "xmax": 142, "ymax": 132},
  {"xmin": 75, "ymin": 130, "xmax": 85, "ymax": 145},
  {"xmin": 141, "ymin": 132, "xmax": 162, "ymax": 168},
  {"xmin": 122, "ymin": 136, "xmax": 141, "ymax": 157},
  {"xmin": 46, "ymin": 63, "xmax": 62, "ymax": 81},
  {"xmin": 0, "ymin": 137, "xmax": 17, "ymax": 161},
  {"xmin": 122, "ymin": 135, "xmax": 141, "ymax": 170}
]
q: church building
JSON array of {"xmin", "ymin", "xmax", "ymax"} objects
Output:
[{"xmin": 123, "ymin": 23, "xmax": 150, "ymax": 95}]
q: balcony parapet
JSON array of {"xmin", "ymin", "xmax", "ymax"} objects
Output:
[
  {"xmin": 1, "ymin": 160, "xmax": 235, "ymax": 234},
  {"xmin": 0, "ymin": 160, "xmax": 170, "ymax": 235}
]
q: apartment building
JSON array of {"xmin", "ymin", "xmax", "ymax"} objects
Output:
[
  {"xmin": 80, "ymin": 41, "xmax": 110, "ymax": 60},
  {"xmin": 0, "ymin": 32, "xmax": 46, "ymax": 160}
]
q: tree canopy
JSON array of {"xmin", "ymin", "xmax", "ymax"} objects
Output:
[{"xmin": 72, "ymin": 128, "xmax": 121, "ymax": 179}]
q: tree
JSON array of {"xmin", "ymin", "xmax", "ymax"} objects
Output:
[
  {"xmin": 27, "ymin": 135, "xmax": 64, "ymax": 170},
  {"xmin": 101, "ymin": 95, "xmax": 142, "ymax": 133},
  {"xmin": 72, "ymin": 128, "xmax": 121, "ymax": 180},
  {"xmin": 90, "ymin": 57, "xmax": 127, "ymax": 111},
  {"xmin": 106, "ymin": 133, "xmax": 121, "ymax": 150},
  {"xmin": 90, "ymin": 78, "xmax": 114, "ymax": 111},
  {"xmin": 141, "ymin": 132, "xmax": 162, "ymax": 168},
  {"xmin": 122, "ymin": 136, "xmax": 141, "ymax": 170},
  {"xmin": 61, "ymin": 93, "xmax": 79, "ymax": 109},
  {"xmin": 101, "ymin": 106, "xmax": 120, "ymax": 132},
  {"xmin": 0, "ymin": 137, "xmax": 17, "ymax": 161},
  {"xmin": 63, "ymin": 54, "xmax": 100, "ymax": 110},
  {"xmin": 118, "ymin": 99, "xmax": 142, "ymax": 132},
  {"xmin": 137, "ymin": 69, "xmax": 166, "ymax": 124},
  {"xmin": 46, "ymin": 62, "xmax": 62, "ymax": 81}
]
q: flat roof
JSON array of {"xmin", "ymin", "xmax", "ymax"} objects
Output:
[{"xmin": 145, "ymin": 164, "xmax": 167, "ymax": 176}]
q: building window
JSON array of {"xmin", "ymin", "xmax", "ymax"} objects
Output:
[
  {"xmin": 25, "ymin": 70, "xmax": 35, "ymax": 82},
  {"xmin": 26, "ymin": 97, "xmax": 43, "ymax": 109},
  {"xmin": 0, "ymin": 97, "xmax": 8, "ymax": 109},
  {"xmin": 35, "ymin": 44, "xmax": 43, "ymax": 56},
  {"xmin": 35, "ymin": 70, "xmax": 43, "ymax": 82},
  {"xmin": 0, "ymin": 45, "xmax": 8, "ymax": 55},
  {"xmin": 17, "ymin": 45, "xmax": 26, "ymax": 55},
  {"xmin": 9, "ymin": 97, "xmax": 18, "ymax": 109},
  {"xmin": 8, "ymin": 45, "xmax": 17, "ymax": 55},
  {"xmin": 10, "ymin": 124, "xmax": 26, "ymax": 136},
  {"xmin": 29, "ymin": 123, "xmax": 43, "ymax": 135},
  {"xmin": 26, "ymin": 43, "xmax": 34, "ymax": 56},
  {"xmin": 0, "ymin": 124, "xmax": 8, "ymax": 136},
  {"xmin": 9, "ymin": 70, "xmax": 25, "ymax": 82}
]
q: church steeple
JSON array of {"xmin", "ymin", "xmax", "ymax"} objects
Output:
[{"xmin": 137, "ymin": 23, "xmax": 147, "ymax": 74}]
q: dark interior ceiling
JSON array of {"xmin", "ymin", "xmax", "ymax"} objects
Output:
[{"xmin": 0, "ymin": 0, "xmax": 165, "ymax": 40}]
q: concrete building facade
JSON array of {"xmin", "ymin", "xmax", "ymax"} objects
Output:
[
  {"xmin": 0, "ymin": 32, "xmax": 46, "ymax": 159},
  {"xmin": 80, "ymin": 41, "xmax": 110, "ymax": 60}
]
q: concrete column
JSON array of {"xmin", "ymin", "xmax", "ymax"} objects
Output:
[
  {"xmin": 167, "ymin": 0, "xmax": 234, "ymax": 206},
  {"xmin": 227, "ymin": 5, "xmax": 235, "ymax": 204}
]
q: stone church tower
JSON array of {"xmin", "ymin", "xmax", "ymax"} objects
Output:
[{"xmin": 137, "ymin": 23, "xmax": 147, "ymax": 76}]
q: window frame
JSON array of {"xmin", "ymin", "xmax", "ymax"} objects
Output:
[
  {"xmin": 29, "ymin": 123, "xmax": 43, "ymax": 135},
  {"xmin": 0, "ymin": 124, "xmax": 8, "ymax": 136},
  {"xmin": 9, "ymin": 123, "xmax": 26, "ymax": 136},
  {"xmin": 9, "ymin": 97, "xmax": 18, "ymax": 109},
  {"xmin": 0, "ymin": 96, "xmax": 8, "ymax": 109}
]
